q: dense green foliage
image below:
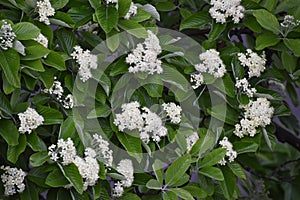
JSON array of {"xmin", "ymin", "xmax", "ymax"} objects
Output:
[{"xmin": 0, "ymin": 0, "xmax": 300, "ymax": 199}]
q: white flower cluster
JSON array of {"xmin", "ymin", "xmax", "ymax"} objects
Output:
[
  {"xmin": 280, "ymin": 15, "xmax": 300, "ymax": 28},
  {"xmin": 126, "ymin": 30, "xmax": 163, "ymax": 75},
  {"xmin": 18, "ymin": 107, "xmax": 44, "ymax": 134},
  {"xmin": 48, "ymin": 138, "xmax": 77, "ymax": 165},
  {"xmin": 191, "ymin": 49, "xmax": 226, "ymax": 89},
  {"xmin": 48, "ymin": 138, "xmax": 100, "ymax": 190},
  {"xmin": 1, "ymin": 166, "xmax": 26, "ymax": 196},
  {"xmin": 186, "ymin": 132, "xmax": 199, "ymax": 153},
  {"xmin": 106, "ymin": 0, "xmax": 118, "ymax": 4},
  {"xmin": 0, "ymin": 21, "xmax": 16, "ymax": 50},
  {"xmin": 36, "ymin": 0, "xmax": 55, "ymax": 25},
  {"xmin": 77, "ymin": 21, "xmax": 99, "ymax": 34},
  {"xmin": 71, "ymin": 46, "xmax": 98, "ymax": 82},
  {"xmin": 238, "ymin": 49, "xmax": 266, "ymax": 78},
  {"xmin": 34, "ymin": 33, "xmax": 48, "ymax": 48},
  {"xmin": 114, "ymin": 101, "xmax": 175, "ymax": 144},
  {"xmin": 43, "ymin": 78, "xmax": 74, "ymax": 109},
  {"xmin": 113, "ymin": 159, "xmax": 134, "ymax": 197},
  {"xmin": 114, "ymin": 101, "xmax": 144, "ymax": 132},
  {"xmin": 234, "ymin": 98, "xmax": 274, "ymax": 138},
  {"xmin": 162, "ymin": 102, "xmax": 182, "ymax": 124},
  {"xmin": 141, "ymin": 107, "xmax": 168, "ymax": 143},
  {"xmin": 92, "ymin": 134, "xmax": 113, "ymax": 167},
  {"xmin": 209, "ymin": 0, "xmax": 244, "ymax": 24},
  {"xmin": 219, "ymin": 137, "xmax": 237, "ymax": 165},
  {"xmin": 124, "ymin": 2, "xmax": 138, "ymax": 19},
  {"xmin": 73, "ymin": 148, "xmax": 99, "ymax": 190},
  {"xmin": 235, "ymin": 78, "xmax": 256, "ymax": 97}
]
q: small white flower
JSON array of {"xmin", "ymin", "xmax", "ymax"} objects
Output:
[
  {"xmin": 280, "ymin": 15, "xmax": 300, "ymax": 28},
  {"xmin": 73, "ymin": 148, "xmax": 99, "ymax": 190},
  {"xmin": 162, "ymin": 102, "xmax": 182, "ymax": 124},
  {"xmin": 36, "ymin": 0, "xmax": 55, "ymax": 25},
  {"xmin": 92, "ymin": 134, "xmax": 113, "ymax": 167},
  {"xmin": 34, "ymin": 33, "xmax": 48, "ymax": 48},
  {"xmin": 63, "ymin": 94, "xmax": 74, "ymax": 109},
  {"xmin": 186, "ymin": 132, "xmax": 199, "ymax": 153},
  {"xmin": 142, "ymin": 107, "xmax": 167, "ymax": 143},
  {"xmin": 191, "ymin": 49, "xmax": 226, "ymax": 89},
  {"xmin": 238, "ymin": 49, "xmax": 266, "ymax": 78},
  {"xmin": 126, "ymin": 30, "xmax": 163, "ymax": 75},
  {"xmin": 112, "ymin": 181, "xmax": 124, "ymax": 197},
  {"xmin": 116, "ymin": 159, "xmax": 134, "ymax": 187},
  {"xmin": 71, "ymin": 46, "xmax": 98, "ymax": 82},
  {"xmin": 209, "ymin": 0, "xmax": 244, "ymax": 24},
  {"xmin": 46, "ymin": 79, "xmax": 64, "ymax": 100},
  {"xmin": 106, "ymin": 0, "xmax": 118, "ymax": 4},
  {"xmin": 234, "ymin": 98, "xmax": 274, "ymax": 138},
  {"xmin": 48, "ymin": 138, "xmax": 77, "ymax": 165},
  {"xmin": 114, "ymin": 101, "xmax": 144, "ymax": 132},
  {"xmin": 1, "ymin": 166, "xmax": 26, "ymax": 196},
  {"xmin": 124, "ymin": 2, "xmax": 138, "ymax": 20},
  {"xmin": 0, "ymin": 20, "xmax": 16, "ymax": 50},
  {"xmin": 235, "ymin": 78, "xmax": 256, "ymax": 97},
  {"xmin": 18, "ymin": 107, "xmax": 44, "ymax": 134},
  {"xmin": 218, "ymin": 137, "xmax": 237, "ymax": 165}
]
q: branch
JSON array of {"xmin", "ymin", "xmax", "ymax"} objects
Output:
[{"xmin": 274, "ymin": 123, "xmax": 300, "ymax": 151}]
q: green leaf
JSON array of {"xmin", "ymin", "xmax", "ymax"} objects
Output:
[
  {"xmin": 198, "ymin": 148, "xmax": 226, "ymax": 168},
  {"xmin": 96, "ymin": 5, "xmax": 119, "ymax": 33},
  {"xmin": 156, "ymin": 2, "xmax": 176, "ymax": 12},
  {"xmin": 0, "ymin": 93, "xmax": 13, "ymax": 115},
  {"xmin": 228, "ymin": 162, "xmax": 246, "ymax": 179},
  {"xmin": 146, "ymin": 179, "xmax": 162, "ymax": 190},
  {"xmin": 118, "ymin": 0, "xmax": 132, "ymax": 17},
  {"xmin": 286, "ymin": 82, "xmax": 299, "ymax": 107},
  {"xmin": 190, "ymin": 129, "xmax": 217, "ymax": 157},
  {"xmin": 255, "ymin": 32, "xmax": 280, "ymax": 50},
  {"xmin": 143, "ymin": 84, "xmax": 163, "ymax": 98},
  {"xmin": 13, "ymin": 22, "xmax": 40, "ymax": 40},
  {"xmin": 118, "ymin": 193, "xmax": 141, "ymax": 200},
  {"xmin": 243, "ymin": 15, "xmax": 262, "ymax": 33},
  {"xmin": 116, "ymin": 132, "xmax": 143, "ymax": 163},
  {"xmin": 182, "ymin": 183, "xmax": 207, "ymax": 199},
  {"xmin": 169, "ymin": 188, "xmax": 194, "ymax": 200},
  {"xmin": 180, "ymin": 11, "xmax": 210, "ymax": 31},
  {"xmin": 109, "ymin": 57, "xmax": 128, "ymax": 76},
  {"xmin": 165, "ymin": 154, "xmax": 191, "ymax": 186},
  {"xmin": 59, "ymin": 163, "xmax": 84, "ymax": 194},
  {"xmin": 284, "ymin": 39, "xmax": 300, "ymax": 57},
  {"xmin": 213, "ymin": 74, "xmax": 235, "ymax": 98},
  {"xmin": 27, "ymin": 132, "xmax": 46, "ymax": 151},
  {"xmin": 0, "ymin": 119, "xmax": 19, "ymax": 146},
  {"xmin": 43, "ymin": 51, "xmax": 66, "ymax": 71},
  {"xmin": 29, "ymin": 151, "xmax": 49, "ymax": 167},
  {"xmin": 253, "ymin": 9, "xmax": 280, "ymax": 34},
  {"xmin": 208, "ymin": 104, "xmax": 239, "ymax": 125},
  {"xmin": 51, "ymin": 11, "xmax": 75, "ymax": 28},
  {"xmin": 152, "ymin": 159, "xmax": 163, "ymax": 184},
  {"xmin": 220, "ymin": 166, "xmax": 236, "ymax": 200},
  {"xmin": 0, "ymin": 48, "xmax": 20, "ymax": 88},
  {"xmin": 36, "ymin": 105, "xmax": 64, "ymax": 125},
  {"xmin": 106, "ymin": 31, "xmax": 120, "ymax": 52},
  {"xmin": 118, "ymin": 20, "xmax": 148, "ymax": 38},
  {"xmin": 139, "ymin": 4, "xmax": 160, "ymax": 21},
  {"xmin": 55, "ymin": 29, "xmax": 77, "ymax": 54},
  {"xmin": 208, "ymin": 22, "xmax": 226, "ymax": 41},
  {"xmin": 199, "ymin": 166, "xmax": 224, "ymax": 181},
  {"xmin": 130, "ymin": 9, "xmax": 152, "ymax": 22},
  {"xmin": 46, "ymin": 168, "xmax": 69, "ymax": 187},
  {"xmin": 50, "ymin": 0, "xmax": 69, "ymax": 9},
  {"xmin": 87, "ymin": 104, "xmax": 111, "ymax": 119},
  {"xmin": 21, "ymin": 44, "xmax": 50, "ymax": 60},
  {"xmin": 163, "ymin": 191, "xmax": 177, "ymax": 200},
  {"xmin": 282, "ymin": 51, "xmax": 296, "ymax": 73},
  {"xmin": 233, "ymin": 141, "xmax": 258, "ymax": 154},
  {"xmin": 7, "ymin": 134, "xmax": 27, "ymax": 163},
  {"xmin": 22, "ymin": 59, "xmax": 45, "ymax": 72},
  {"xmin": 59, "ymin": 117, "xmax": 76, "ymax": 139}
]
